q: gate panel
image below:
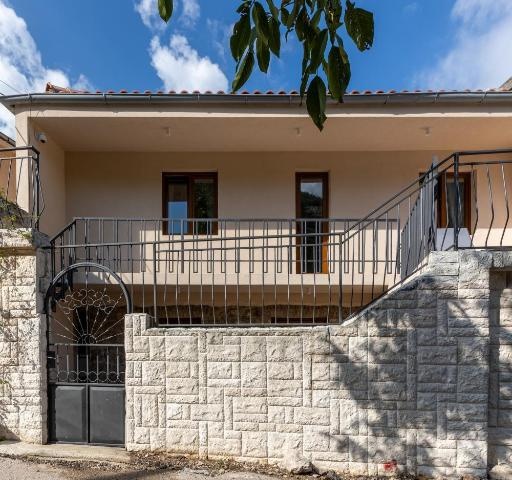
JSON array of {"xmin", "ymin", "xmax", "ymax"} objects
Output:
[
  {"xmin": 89, "ymin": 386, "xmax": 125, "ymax": 445},
  {"xmin": 46, "ymin": 263, "xmax": 130, "ymax": 445},
  {"xmin": 49, "ymin": 385, "xmax": 87, "ymax": 443}
]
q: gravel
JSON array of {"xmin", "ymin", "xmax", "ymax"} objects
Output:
[{"xmin": 0, "ymin": 453, "xmax": 410, "ymax": 480}]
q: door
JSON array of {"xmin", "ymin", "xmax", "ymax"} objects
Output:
[
  {"xmin": 296, "ymin": 173, "xmax": 329, "ymax": 273},
  {"xmin": 47, "ymin": 264, "xmax": 128, "ymax": 445}
]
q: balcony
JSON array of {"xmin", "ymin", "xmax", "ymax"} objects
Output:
[
  {"xmin": 44, "ymin": 149, "xmax": 512, "ymax": 326},
  {"xmin": 0, "ymin": 146, "xmax": 43, "ymax": 230}
]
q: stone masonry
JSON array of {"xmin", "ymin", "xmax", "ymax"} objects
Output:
[
  {"xmin": 489, "ymin": 270, "xmax": 512, "ymax": 466},
  {"xmin": 125, "ymin": 250, "xmax": 512, "ymax": 478},
  {"xmin": 0, "ymin": 230, "xmax": 48, "ymax": 443}
]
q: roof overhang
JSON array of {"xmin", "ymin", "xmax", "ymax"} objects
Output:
[
  {"xmin": 5, "ymin": 91, "xmax": 512, "ymax": 152},
  {"xmin": 3, "ymin": 90, "xmax": 512, "ymax": 112}
]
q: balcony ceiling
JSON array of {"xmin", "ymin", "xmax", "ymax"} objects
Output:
[{"xmin": 31, "ymin": 110, "xmax": 512, "ymax": 152}]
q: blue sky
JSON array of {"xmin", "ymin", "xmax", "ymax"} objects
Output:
[{"xmin": 1, "ymin": 0, "xmax": 512, "ymax": 132}]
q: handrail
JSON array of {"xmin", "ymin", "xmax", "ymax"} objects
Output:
[{"xmin": 46, "ymin": 149, "xmax": 512, "ymax": 326}]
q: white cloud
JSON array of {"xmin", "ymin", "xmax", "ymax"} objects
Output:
[
  {"xmin": 135, "ymin": 0, "xmax": 200, "ymax": 30},
  {"xmin": 150, "ymin": 35, "xmax": 228, "ymax": 92},
  {"xmin": 181, "ymin": 0, "xmax": 200, "ymax": 27},
  {"xmin": 415, "ymin": 0, "xmax": 512, "ymax": 90},
  {"xmin": 206, "ymin": 19, "xmax": 231, "ymax": 61},
  {"xmin": 0, "ymin": 0, "xmax": 90, "ymax": 137},
  {"xmin": 135, "ymin": 0, "xmax": 165, "ymax": 31}
]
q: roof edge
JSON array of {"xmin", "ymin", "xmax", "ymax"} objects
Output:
[
  {"xmin": 3, "ymin": 90, "xmax": 512, "ymax": 112},
  {"xmin": 0, "ymin": 131, "xmax": 15, "ymax": 146}
]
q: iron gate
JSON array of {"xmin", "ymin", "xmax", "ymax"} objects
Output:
[{"xmin": 46, "ymin": 263, "xmax": 131, "ymax": 445}]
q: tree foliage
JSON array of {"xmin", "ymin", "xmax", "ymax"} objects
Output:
[{"xmin": 158, "ymin": 0, "xmax": 374, "ymax": 131}]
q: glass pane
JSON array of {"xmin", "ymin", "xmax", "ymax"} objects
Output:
[
  {"xmin": 168, "ymin": 177, "xmax": 188, "ymax": 234},
  {"xmin": 300, "ymin": 179, "xmax": 324, "ymax": 219},
  {"xmin": 299, "ymin": 178, "xmax": 325, "ymax": 273},
  {"xmin": 193, "ymin": 178, "xmax": 215, "ymax": 234},
  {"xmin": 446, "ymin": 178, "xmax": 465, "ymax": 228}
]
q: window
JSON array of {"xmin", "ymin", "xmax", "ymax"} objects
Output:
[
  {"xmin": 438, "ymin": 172, "xmax": 472, "ymax": 230},
  {"xmin": 295, "ymin": 173, "xmax": 329, "ymax": 273},
  {"xmin": 162, "ymin": 173, "xmax": 218, "ymax": 234}
]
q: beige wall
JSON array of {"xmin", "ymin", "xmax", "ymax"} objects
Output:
[{"xmin": 63, "ymin": 150, "xmax": 440, "ymax": 225}]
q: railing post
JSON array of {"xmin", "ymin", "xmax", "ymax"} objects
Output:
[
  {"xmin": 34, "ymin": 149, "xmax": 40, "ymax": 230},
  {"xmin": 338, "ymin": 232, "xmax": 343, "ymax": 324},
  {"xmin": 153, "ymin": 242, "xmax": 158, "ymax": 322},
  {"xmin": 454, "ymin": 153, "xmax": 460, "ymax": 250}
]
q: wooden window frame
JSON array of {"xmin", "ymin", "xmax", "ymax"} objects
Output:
[
  {"xmin": 295, "ymin": 172, "xmax": 329, "ymax": 274},
  {"xmin": 438, "ymin": 172, "xmax": 472, "ymax": 230},
  {"xmin": 162, "ymin": 172, "xmax": 218, "ymax": 235}
]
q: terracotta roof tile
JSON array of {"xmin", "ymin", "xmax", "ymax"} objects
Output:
[{"xmin": 44, "ymin": 82, "xmax": 512, "ymax": 96}]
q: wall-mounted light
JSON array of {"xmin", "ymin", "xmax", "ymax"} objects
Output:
[
  {"xmin": 164, "ymin": 127, "xmax": 172, "ymax": 137},
  {"xmin": 422, "ymin": 126, "xmax": 432, "ymax": 137},
  {"xmin": 295, "ymin": 127, "xmax": 302, "ymax": 137},
  {"xmin": 35, "ymin": 132, "xmax": 47, "ymax": 144}
]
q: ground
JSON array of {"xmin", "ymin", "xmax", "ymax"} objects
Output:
[{"xmin": 0, "ymin": 454, "xmax": 354, "ymax": 480}]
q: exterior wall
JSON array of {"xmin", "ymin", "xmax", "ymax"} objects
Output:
[
  {"xmin": 65, "ymin": 150, "xmax": 438, "ymax": 222},
  {"xmin": 125, "ymin": 250, "xmax": 501, "ymax": 477},
  {"xmin": 0, "ymin": 230, "xmax": 49, "ymax": 443}
]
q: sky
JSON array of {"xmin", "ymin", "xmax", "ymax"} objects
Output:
[{"xmin": 1, "ymin": 0, "xmax": 512, "ymax": 135}]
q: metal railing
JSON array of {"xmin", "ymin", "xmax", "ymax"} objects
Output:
[
  {"xmin": 339, "ymin": 149, "xmax": 512, "ymax": 317},
  {"xmin": 47, "ymin": 149, "xmax": 512, "ymax": 325},
  {"xmin": 0, "ymin": 146, "xmax": 43, "ymax": 229}
]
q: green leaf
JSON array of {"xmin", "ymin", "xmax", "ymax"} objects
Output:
[
  {"xmin": 252, "ymin": 2, "xmax": 270, "ymax": 45},
  {"xmin": 308, "ymin": 28, "xmax": 328, "ymax": 73},
  {"xmin": 295, "ymin": 8, "xmax": 308, "ymax": 41},
  {"xmin": 230, "ymin": 14, "xmax": 251, "ymax": 62},
  {"xmin": 327, "ymin": 45, "xmax": 351, "ymax": 101},
  {"xmin": 232, "ymin": 50, "xmax": 255, "ymax": 92},
  {"xmin": 285, "ymin": 1, "xmax": 300, "ymax": 28},
  {"xmin": 266, "ymin": 0, "xmax": 279, "ymax": 20},
  {"xmin": 280, "ymin": 6, "xmax": 290, "ymax": 26},
  {"xmin": 268, "ymin": 17, "xmax": 281, "ymax": 56},
  {"xmin": 311, "ymin": 9, "xmax": 323, "ymax": 29},
  {"xmin": 256, "ymin": 37, "xmax": 270, "ymax": 72},
  {"xmin": 344, "ymin": 1, "xmax": 374, "ymax": 51},
  {"xmin": 306, "ymin": 76, "xmax": 327, "ymax": 131},
  {"xmin": 158, "ymin": 0, "xmax": 173, "ymax": 22}
]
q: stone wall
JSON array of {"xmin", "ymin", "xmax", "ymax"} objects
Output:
[
  {"xmin": 489, "ymin": 270, "xmax": 512, "ymax": 467},
  {"xmin": 0, "ymin": 230, "xmax": 49, "ymax": 443},
  {"xmin": 125, "ymin": 250, "xmax": 507, "ymax": 478}
]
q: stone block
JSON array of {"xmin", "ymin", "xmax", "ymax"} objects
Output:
[
  {"xmin": 368, "ymin": 337, "xmax": 406, "ymax": 364},
  {"xmin": 457, "ymin": 366, "xmax": 488, "ymax": 393},
  {"xmin": 166, "ymin": 336, "xmax": 198, "ymax": 361},
  {"xmin": 268, "ymin": 362, "xmax": 294, "ymax": 380},
  {"xmin": 241, "ymin": 337, "xmax": 267, "ymax": 362},
  {"xmin": 207, "ymin": 361, "xmax": 232, "ymax": 379},
  {"xmin": 267, "ymin": 337, "xmax": 302, "ymax": 361},
  {"xmin": 294, "ymin": 407, "xmax": 330, "ymax": 426},
  {"xmin": 418, "ymin": 365, "xmax": 457, "ymax": 384},
  {"xmin": 233, "ymin": 397, "xmax": 267, "ymax": 415},
  {"xmin": 142, "ymin": 361, "xmax": 166, "ymax": 386},
  {"xmin": 241, "ymin": 431, "xmax": 267, "ymax": 457},
  {"xmin": 241, "ymin": 362, "xmax": 266, "ymax": 388},
  {"xmin": 417, "ymin": 346, "xmax": 457, "ymax": 365}
]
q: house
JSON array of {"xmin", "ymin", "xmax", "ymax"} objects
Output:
[{"xmin": 0, "ymin": 83, "xmax": 512, "ymax": 477}]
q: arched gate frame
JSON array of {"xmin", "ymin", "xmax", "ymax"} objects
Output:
[{"xmin": 45, "ymin": 262, "xmax": 132, "ymax": 445}]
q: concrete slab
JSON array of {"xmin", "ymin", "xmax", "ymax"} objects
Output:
[{"xmin": 0, "ymin": 441, "xmax": 131, "ymax": 464}]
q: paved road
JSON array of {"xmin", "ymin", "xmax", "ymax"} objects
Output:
[{"xmin": 0, "ymin": 456, "xmax": 289, "ymax": 480}]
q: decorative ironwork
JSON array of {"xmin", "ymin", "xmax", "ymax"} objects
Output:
[
  {"xmin": 46, "ymin": 263, "xmax": 130, "ymax": 385},
  {"xmin": 46, "ymin": 149, "xmax": 512, "ymax": 325}
]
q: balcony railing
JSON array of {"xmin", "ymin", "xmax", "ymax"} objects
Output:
[
  {"xmin": 47, "ymin": 149, "xmax": 512, "ymax": 326},
  {"xmin": 0, "ymin": 146, "xmax": 43, "ymax": 229}
]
